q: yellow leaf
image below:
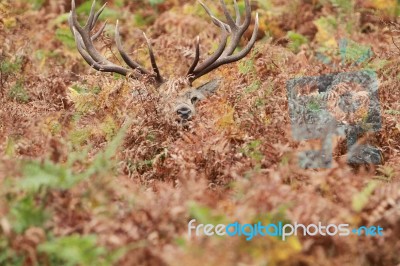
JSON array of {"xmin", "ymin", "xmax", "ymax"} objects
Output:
[
  {"xmin": 371, "ymin": 0, "xmax": 396, "ymax": 10},
  {"xmin": 352, "ymin": 181, "xmax": 379, "ymax": 212},
  {"xmin": 216, "ymin": 103, "xmax": 235, "ymax": 129},
  {"xmin": 266, "ymin": 236, "xmax": 302, "ymax": 265},
  {"xmin": 314, "ymin": 16, "xmax": 338, "ymax": 49},
  {"xmin": 264, "ymin": 115, "xmax": 271, "ymax": 126},
  {"xmin": 3, "ymin": 17, "xmax": 16, "ymax": 29},
  {"xmin": 5, "ymin": 137, "xmax": 15, "ymax": 157},
  {"xmin": 67, "ymin": 87, "xmax": 80, "ymax": 100},
  {"xmin": 67, "ymin": 87, "xmax": 97, "ymax": 113}
]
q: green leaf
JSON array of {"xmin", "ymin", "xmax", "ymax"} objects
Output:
[
  {"xmin": 148, "ymin": 0, "xmax": 165, "ymax": 6},
  {"xmin": 9, "ymin": 196, "xmax": 48, "ymax": 233},
  {"xmin": 84, "ymin": 120, "xmax": 131, "ymax": 177},
  {"xmin": 244, "ymin": 80, "xmax": 261, "ymax": 93},
  {"xmin": 0, "ymin": 57, "xmax": 22, "ymax": 75},
  {"xmin": 188, "ymin": 201, "xmax": 226, "ymax": 225},
  {"xmin": 69, "ymin": 128, "xmax": 92, "ymax": 147},
  {"xmin": 22, "ymin": 0, "xmax": 45, "ymax": 10},
  {"xmin": 8, "ymin": 81, "xmax": 29, "ymax": 103},
  {"xmin": 339, "ymin": 39, "xmax": 372, "ymax": 65},
  {"xmin": 55, "ymin": 27, "xmax": 76, "ymax": 49},
  {"xmin": 240, "ymin": 140, "xmax": 264, "ymax": 162},
  {"xmin": 38, "ymin": 235, "xmax": 106, "ymax": 266},
  {"xmin": 239, "ymin": 59, "xmax": 256, "ymax": 75},
  {"xmin": 19, "ymin": 160, "xmax": 83, "ymax": 192},
  {"xmin": 329, "ymin": 0, "xmax": 354, "ymax": 12},
  {"xmin": 287, "ymin": 31, "xmax": 308, "ymax": 53},
  {"xmin": 52, "ymin": 13, "xmax": 70, "ymax": 26}
]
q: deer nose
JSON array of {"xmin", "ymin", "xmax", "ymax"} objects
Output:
[{"xmin": 177, "ymin": 107, "xmax": 192, "ymax": 119}]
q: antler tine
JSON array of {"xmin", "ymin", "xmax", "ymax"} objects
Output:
[
  {"xmin": 187, "ymin": 36, "xmax": 200, "ymax": 77},
  {"xmin": 69, "ymin": 0, "xmax": 163, "ymax": 83},
  {"xmin": 71, "ymin": 0, "xmax": 116, "ymax": 66},
  {"xmin": 196, "ymin": 13, "xmax": 259, "ymax": 78},
  {"xmin": 88, "ymin": 2, "xmax": 107, "ymax": 41},
  {"xmin": 91, "ymin": 20, "xmax": 107, "ymax": 41},
  {"xmin": 85, "ymin": 0, "xmax": 97, "ymax": 30},
  {"xmin": 218, "ymin": 13, "xmax": 258, "ymax": 63},
  {"xmin": 198, "ymin": 1, "xmax": 231, "ymax": 32},
  {"xmin": 242, "ymin": 0, "xmax": 252, "ymax": 30},
  {"xmin": 69, "ymin": 19, "xmax": 135, "ymax": 77},
  {"xmin": 187, "ymin": 1, "xmax": 230, "ymax": 83},
  {"xmin": 233, "ymin": 0, "xmax": 240, "ymax": 25},
  {"xmin": 223, "ymin": 0, "xmax": 251, "ymax": 56},
  {"xmin": 188, "ymin": 0, "xmax": 259, "ymax": 83},
  {"xmin": 91, "ymin": 2, "xmax": 107, "ymax": 30},
  {"xmin": 189, "ymin": 25, "xmax": 229, "ymax": 78},
  {"xmin": 115, "ymin": 21, "xmax": 151, "ymax": 75},
  {"xmin": 219, "ymin": 0, "xmax": 237, "ymax": 29},
  {"xmin": 143, "ymin": 32, "xmax": 163, "ymax": 83}
]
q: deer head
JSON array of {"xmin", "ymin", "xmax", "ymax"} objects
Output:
[{"xmin": 69, "ymin": 0, "xmax": 259, "ymax": 122}]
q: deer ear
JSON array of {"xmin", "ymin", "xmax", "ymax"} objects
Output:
[{"xmin": 195, "ymin": 79, "xmax": 221, "ymax": 97}]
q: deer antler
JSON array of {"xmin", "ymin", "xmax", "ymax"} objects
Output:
[
  {"xmin": 187, "ymin": 0, "xmax": 259, "ymax": 84},
  {"xmin": 68, "ymin": 0, "xmax": 163, "ymax": 83}
]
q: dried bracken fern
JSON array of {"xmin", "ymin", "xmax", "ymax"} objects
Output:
[{"xmin": 0, "ymin": 0, "xmax": 399, "ymax": 266}]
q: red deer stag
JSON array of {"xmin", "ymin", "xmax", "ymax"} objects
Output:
[{"xmin": 69, "ymin": 0, "xmax": 259, "ymax": 122}]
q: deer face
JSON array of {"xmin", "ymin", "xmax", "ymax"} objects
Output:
[
  {"xmin": 69, "ymin": 0, "xmax": 258, "ymax": 122},
  {"xmin": 162, "ymin": 79, "xmax": 221, "ymax": 121},
  {"xmin": 154, "ymin": 78, "xmax": 221, "ymax": 122}
]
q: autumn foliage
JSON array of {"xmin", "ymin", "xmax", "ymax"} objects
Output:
[{"xmin": 0, "ymin": 0, "xmax": 399, "ymax": 265}]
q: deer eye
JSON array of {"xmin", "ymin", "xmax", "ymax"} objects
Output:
[{"xmin": 191, "ymin": 97, "xmax": 199, "ymax": 104}]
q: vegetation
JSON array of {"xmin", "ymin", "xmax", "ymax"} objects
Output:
[{"xmin": 0, "ymin": 0, "xmax": 399, "ymax": 265}]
